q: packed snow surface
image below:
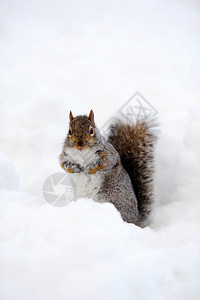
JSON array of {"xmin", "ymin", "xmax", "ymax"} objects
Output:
[{"xmin": 0, "ymin": 0, "xmax": 200, "ymax": 299}]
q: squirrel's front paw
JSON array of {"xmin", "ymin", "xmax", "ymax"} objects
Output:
[
  {"xmin": 61, "ymin": 162, "xmax": 83, "ymax": 173},
  {"xmin": 85, "ymin": 162, "xmax": 105, "ymax": 175}
]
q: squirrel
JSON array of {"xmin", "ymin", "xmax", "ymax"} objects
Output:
[{"xmin": 59, "ymin": 109, "xmax": 157, "ymax": 227}]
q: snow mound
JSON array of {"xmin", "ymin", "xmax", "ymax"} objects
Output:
[{"xmin": 0, "ymin": 189, "xmax": 200, "ymax": 300}]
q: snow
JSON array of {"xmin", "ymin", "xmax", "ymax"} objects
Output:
[
  {"xmin": 0, "ymin": 0, "xmax": 200, "ymax": 299},
  {"xmin": 0, "ymin": 153, "xmax": 19, "ymax": 191}
]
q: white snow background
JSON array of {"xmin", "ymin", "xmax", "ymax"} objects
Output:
[{"xmin": 0, "ymin": 0, "xmax": 200, "ymax": 299}]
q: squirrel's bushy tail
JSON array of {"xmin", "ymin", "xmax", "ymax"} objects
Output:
[{"xmin": 107, "ymin": 118, "xmax": 158, "ymax": 224}]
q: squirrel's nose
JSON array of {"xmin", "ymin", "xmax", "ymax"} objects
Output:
[{"xmin": 78, "ymin": 140, "xmax": 83, "ymax": 147}]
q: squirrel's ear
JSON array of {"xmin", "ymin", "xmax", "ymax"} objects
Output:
[
  {"xmin": 88, "ymin": 109, "xmax": 94, "ymax": 122},
  {"xmin": 69, "ymin": 111, "xmax": 74, "ymax": 122}
]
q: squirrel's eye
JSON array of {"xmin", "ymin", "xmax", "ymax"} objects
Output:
[
  {"xmin": 68, "ymin": 129, "xmax": 72, "ymax": 136},
  {"xmin": 90, "ymin": 128, "xmax": 94, "ymax": 136}
]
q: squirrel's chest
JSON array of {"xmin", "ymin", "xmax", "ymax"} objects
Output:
[
  {"xmin": 72, "ymin": 172, "xmax": 103, "ymax": 200},
  {"xmin": 66, "ymin": 147, "xmax": 98, "ymax": 168},
  {"xmin": 66, "ymin": 147, "xmax": 104, "ymax": 200}
]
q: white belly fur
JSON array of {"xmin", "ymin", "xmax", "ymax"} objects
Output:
[
  {"xmin": 72, "ymin": 172, "xmax": 104, "ymax": 201},
  {"xmin": 65, "ymin": 147, "xmax": 104, "ymax": 201}
]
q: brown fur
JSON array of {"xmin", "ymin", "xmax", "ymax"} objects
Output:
[
  {"xmin": 61, "ymin": 163, "xmax": 66, "ymax": 171},
  {"xmin": 68, "ymin": 115, "xmax": 96, "ymax": 151},
  {"xmin": 89, "ymin": 163, "xmax": 106, "ymax": 174},
  {"xmin": 108, "ymin": 120, "xmax": 157, "ymax": 222}
]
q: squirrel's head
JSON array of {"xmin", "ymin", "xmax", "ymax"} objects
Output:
[{"xmin": 67, "ymin": 110, "xmax": 96, "ymax": 151}]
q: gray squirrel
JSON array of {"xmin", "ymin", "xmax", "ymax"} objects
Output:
[{"xmin": 60, "ymin": 110, "xmax": 157, "ymax": 227}]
